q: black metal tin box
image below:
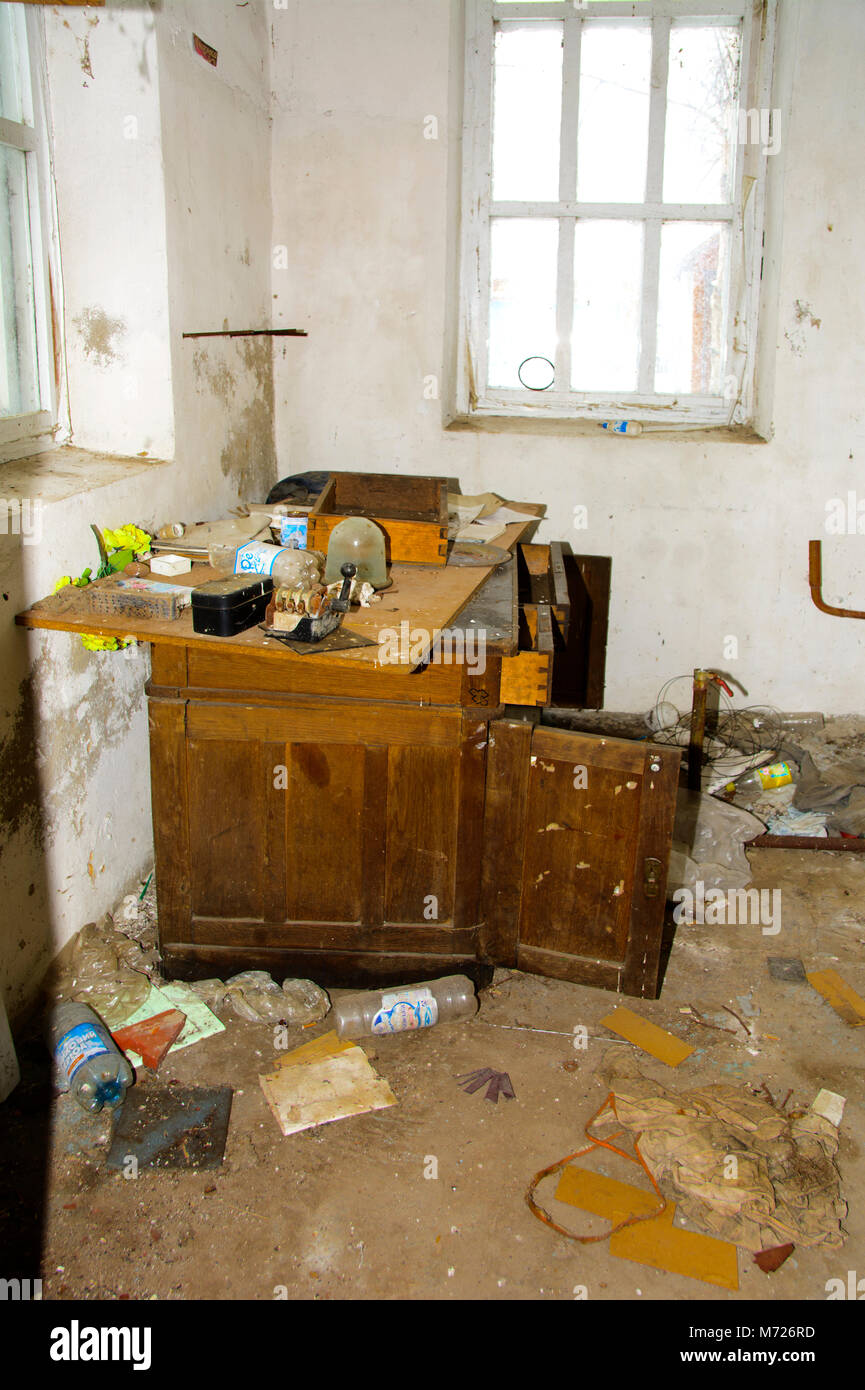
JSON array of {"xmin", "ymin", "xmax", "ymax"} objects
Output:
[{"xmin": 191, "ymin": 575, "xmax": 274, "ymax": 637}]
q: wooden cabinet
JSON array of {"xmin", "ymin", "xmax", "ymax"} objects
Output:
[{"xmin": 148, "ymin": 641, "xmax": 679, "ymax": 999}]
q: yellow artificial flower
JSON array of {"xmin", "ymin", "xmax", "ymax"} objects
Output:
[{"xmin": 102, "ymin": 524, "xmax": 151, "ymax": 554}]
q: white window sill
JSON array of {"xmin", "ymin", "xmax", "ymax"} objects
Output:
[
  {"xmin": 444, "ymin": 413, "xmax": 770, "ymax": 443},
  {"xmin": 0, "ymin": 445, "xmax": 171, "ymax": 505}
]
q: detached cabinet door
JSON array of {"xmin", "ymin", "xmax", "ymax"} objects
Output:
[{"xmin": 479, "ymin": 722, "xmax": 679, "ymax": 998}]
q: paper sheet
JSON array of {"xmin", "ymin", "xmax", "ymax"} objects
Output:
[
  {"xmin": 117, "ymin": 981, "xmax": 224, "ymax": 1067},
  {"xmin": 259, "ymin": 1030, "xmax": 397, "ymax": 1136}
]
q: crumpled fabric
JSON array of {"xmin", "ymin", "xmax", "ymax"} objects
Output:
[
  {"xmin": 786, "ymin": 742, "xmax": 865, "ymax": 834},
  {"xmin": 602, "ymin": 1068, "xmax": 846, "ymax": 1252}
]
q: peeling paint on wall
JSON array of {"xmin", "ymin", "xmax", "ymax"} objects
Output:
[
  {"xmin": 785, "ymin": 299, "xmax": 822, "ymax": 355},
  {"xmin": 73, "ymin": 305, "xmax": 126, "ymax": 368}
]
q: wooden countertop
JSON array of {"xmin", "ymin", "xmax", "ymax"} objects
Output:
[{"xmin": 16, "ymin": 518, "xmax": 538, "ymax": 670}]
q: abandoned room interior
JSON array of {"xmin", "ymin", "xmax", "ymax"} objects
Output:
[{"xmin": 0, "ymin": 0, "xmax": 863, "ymax": 1324}]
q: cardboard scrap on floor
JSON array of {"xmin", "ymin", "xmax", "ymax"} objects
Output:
[
  {"xmin": 609, "ymin": 1203, "xmax": 739, "ymax": 1290},
  {"xmin": 599, "ymin": 1006, "xmax": 695, "ymax": 1066},
  {"xmin": 115, "ymin": 981, "xmax": 224, "ymax": 1067},
  {"xmin": 555, "ymin": 1166, "xmax": 664, "ymax": 1224},
  {"xmin": 806, "ymin": 968, "xmax": 865, "ymax": 1026},
  {"xmin": 753, "ymin": 1243, "xmax": 794, "ymax": 1273},
  {"xmin": 811, "ymin": 1087, "xmax": 846, "ymax": 1127},
  {"xmin": 112, "ymin": 1009, "xmax": 186, "ymax": 1071},
  {"xmin": 554, "ymin": 1165, "xmax": 738, "ymax": 1290},
  {"xmin": 259, "ymin": 1030, "xmax": 397, "ymax": 1137}
]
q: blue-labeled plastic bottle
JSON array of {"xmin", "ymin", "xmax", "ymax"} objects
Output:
[
  {"xmin": 601, "ymin": 420, "xmax": 643, "ymax": 435},
  {"xmin": 334, "ymin": 975, "xmax": 478, "ymax": 1039},
  {"xmin": 49, "ymin": 1001, "xmax": 134, "ymax": 1112}
]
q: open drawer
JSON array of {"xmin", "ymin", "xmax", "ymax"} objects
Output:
[
  {"xmin": 500, "ymin": 542, "xmax": 568, "ymax": 706},
  {"xmin": 500, "ymin": 542, "xmax": 611, "ymax": 708}
]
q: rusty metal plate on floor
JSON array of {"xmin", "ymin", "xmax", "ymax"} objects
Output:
[
  {"xmin": 106, "ymin": 1085, "xmax": 233, "ymax": 1171},
  {"xmin": 767, "ymin": 957, "xmax": 807, "ymax": 983}
]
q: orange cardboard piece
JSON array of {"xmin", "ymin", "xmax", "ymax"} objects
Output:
[
  {"xmin": 555, "ymin": 1166, "xmax": 668, "ymax": 1225},
  {"xmin": 806, "ymin": 969, "xmax": 865, "ymax": 1027},
  {"xmin": 112, "ymin": 1009, "xmax": 187, "ymax": 1071},
  {"xmin": 610, "ymin": 1208, "xmax": 739, "ymax": 1290},
  {"xmin": 599, "ymin": 1005, "xmax": 695, "ymax": 1066}
]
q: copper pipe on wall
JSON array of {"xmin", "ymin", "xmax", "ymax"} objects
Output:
[{"xmin": 808, "ymin": 539, "xmax": 865, "ymax": 619}]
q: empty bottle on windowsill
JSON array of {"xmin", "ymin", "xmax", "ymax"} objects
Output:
[
  {"xmin": 49, "ymin": 1001, "xmax": 134, "ymax": 1113},
  {"xmin": 334, "ymin": 974, "xmax": 478, "ymax": 1039}
]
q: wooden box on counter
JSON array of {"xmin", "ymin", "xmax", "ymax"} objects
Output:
[{"xmin": 306, "ymin": 471, "xmax": 449, "ymax": 565}]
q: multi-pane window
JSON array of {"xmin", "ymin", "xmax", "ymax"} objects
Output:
[
  {"xmin": 0, "ymin": 4, "xmax": 56, "ymax": 451},
  {"xmin": 457, "ymin": 1, "xmax": 777, "ymax": 427}
]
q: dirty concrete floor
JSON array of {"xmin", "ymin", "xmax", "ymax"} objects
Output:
[{"xmin": 4, "ymin": 847, "xmax": 864, "ymax": 1302}]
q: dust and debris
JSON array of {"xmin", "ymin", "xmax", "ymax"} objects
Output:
[
  {"xmin": 74, "ymin": 14, "xmax": 100, "ymax": 82},
  {"xmin": 785, "ymin": 299, "xmax": 822, "ymax": 355},
  {"xmin": 73, "ymin": 306, "xmax": 126, "ymax": 368}
]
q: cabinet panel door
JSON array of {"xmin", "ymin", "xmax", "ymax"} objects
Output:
[
  {"xmin": 285, "ymin": 743, "xmax": 366, "ymax": 923},
  {"xmin": 480, "ymin": 723, "xmax": 679, "ymax": 997},
  {"xmin": 384, "ymin": 744, "xmax": 460, "ymax": 924},
  {"xmin": 187, "ymin": 737, "xmax": 270, "ymax": 919}
]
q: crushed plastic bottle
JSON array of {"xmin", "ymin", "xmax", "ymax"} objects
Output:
[
  {"xmin": 49, "ymin": 1001, "xmax": 134, "ymax": 1113},
  {"xmin": 334, "ymin": 974, "xmax": 478, "ymax": 1039}
]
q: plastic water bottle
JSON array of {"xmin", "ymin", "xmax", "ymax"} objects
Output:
[
  {"xmin": 601, "ymin": 420, "xmax": 642, "ymax": 435},
  {"xmin": 726, "ymin": 761, "xmax": 795, "ymax": 795},
  {"xmin": 49, "ymin": 1001, "xmax": 134, "ymax": 1112},
  {"xmin": 334, "ymin": 975, "xmax": 478, "ymax": 1039}
]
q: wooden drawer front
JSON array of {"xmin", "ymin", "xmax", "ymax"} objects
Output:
[
  {"xmin": 499, "ymin": 650, "xmax": 553, "ymax": 706},
  {"xmin": 185, "ymin": 647, "xmax": 468, "ymax": 706}
]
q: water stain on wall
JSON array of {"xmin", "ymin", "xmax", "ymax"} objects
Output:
[
  {"xmin": 0, "ymin": 673, "xmax": 45, "ymax": 865},
  {"xmin": 220, "ymin": 338, "xmax": 277, "ymax": 501},
  {"xmin": 74, "ymin": 306, "xmax": 126, "ymax": 368},
  {"xmin": 191, "ymin": 338, "xmax": 276, "ymax": 502}
]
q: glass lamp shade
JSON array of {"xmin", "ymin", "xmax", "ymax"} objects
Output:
[{"xmin": 324, "ymin": 516, "xmax": 390, "ymax": 588}]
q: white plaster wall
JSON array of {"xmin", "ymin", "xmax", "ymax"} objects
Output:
[
  {"xmin": 1, "ymin": 0, "xmax": 277, "ymax": 1021},
  {"xmin": 45, "ymin": 5, "xmax": 175, "ymax": 459},
  {"xmin": 270, "ymin": 0, "xmax": 865, "ymax": 713},
  {"xmin": 155, "ymin": 0, "xmax": 277, "ymax": 510}
]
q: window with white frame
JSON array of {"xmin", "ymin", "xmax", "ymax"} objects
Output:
[
  {"xmin": 0, "ymin": 3, "xmax": 58, "ymax": 453},
  {"xmin": 456, "ymin": 0, "xmax": 778, "ymax": 428}
]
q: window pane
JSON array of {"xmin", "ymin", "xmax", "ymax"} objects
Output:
[
  {"xmin": 663, "ymin": 24, "xmax": 742, "ymax": 204},
  {"xmin": 0, "ymin": 5, "xmax": 32, "ymax": 125},
  {"xmin": 655, "ymin": 221, "xmax": 729, "ymax": 396},
  {"xmin": 0, "ymin": 143, "xmax": 41, "ymax": 417},
  {"xmin": 492, "ymin": 23, "xmax": 563, "ymax": 202},
  {"xmin": 572, "ymin": 220, "xmax": 642, "ymax": 392},
  {"xmin": 488, "ymin": 218, "xmax": 558, "ymax": 390},
  {"xmin": 576, "ymin": 22, "xmax": 651, "ymax": 204}
]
